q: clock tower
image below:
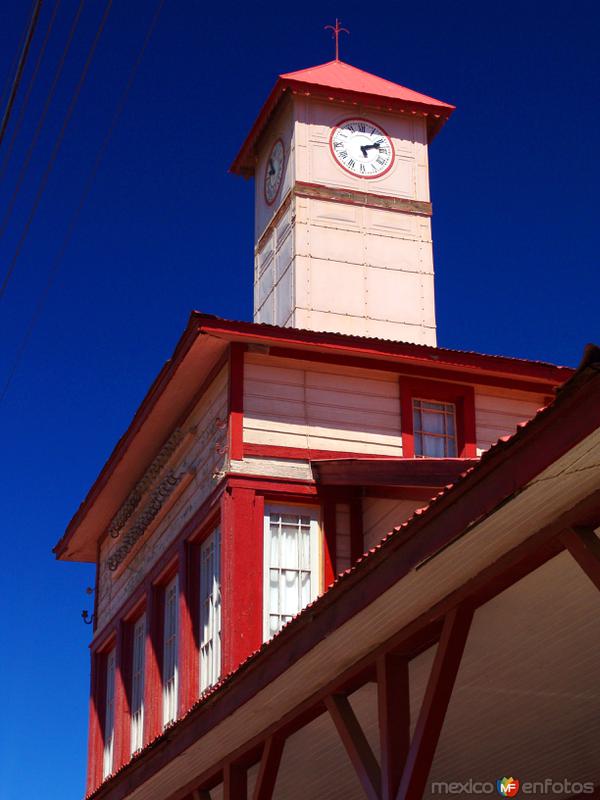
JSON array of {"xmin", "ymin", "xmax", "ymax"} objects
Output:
[{"xmin": 231, "ymin": 59, "xmax": 454, "ymax": 346}]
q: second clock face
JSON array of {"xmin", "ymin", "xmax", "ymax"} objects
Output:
[
  {"xmin": 264, "ymin": 139, "xmax": 285, "ymax": 205},
  {"xmin": 330, "ymin": 118, "xmax": 394, "ymax": 178}
]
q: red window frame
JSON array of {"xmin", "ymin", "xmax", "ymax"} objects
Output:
[{"xmin": 400, "ymin": 378, "xmax": 476, "ymax": 458}]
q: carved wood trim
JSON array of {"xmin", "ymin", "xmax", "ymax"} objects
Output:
[{"xmin": 294, "ymin": 181, "xmax": 432, "ymax": 216}]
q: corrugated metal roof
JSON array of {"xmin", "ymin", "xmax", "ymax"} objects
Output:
[{"xmin": 194, "ymin": 311, "xmax": 574, "ymax": 378}]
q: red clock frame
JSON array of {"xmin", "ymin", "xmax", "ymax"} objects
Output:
[
  {"xmin": 329, "ymin": 117, "xmax": 396, "ymax": 180},
  {"xmin": 263, "ymin": 138, "xmax": 286, "ymax": 206}
]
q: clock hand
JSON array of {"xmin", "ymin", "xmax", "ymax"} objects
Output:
[{"xmin": 360, "ymin": 143, "xmax": 382, "ymax": 158}]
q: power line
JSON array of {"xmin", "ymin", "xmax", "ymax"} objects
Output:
[
  {"xmin": 0, "ymin": 11, "xmax": 30, "ymax": 113},
  {"xmin": 0, "ymin": 0, "xmax": 114, "ymax": 303},
  {"xmin": 0, "ymin": 0, "xmax": 85, "ymax": 241},
  {"xmin": 0, "ymin": 0, "xmax": 44, "ymax": 149},
  {"xmin": 0, "ymin": 0, "xmax": 167, "ymax": 406},
  {"xmin": 0, "ymin": 0, "xmax": 63, "ymax": 183}
]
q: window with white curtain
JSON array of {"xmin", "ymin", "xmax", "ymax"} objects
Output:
[
  {"xmin": 263, "ymin": 506, "xmax": 320, "ymax": 641},
  {"xmin": 162, "ymin": 575, "xmax": 179, "ymax": 727},
  {"xmin": 102, "ymin": 648, "xmax": 116, "ymax": 779},
  {"xmin": 130, "ymin": 614, "xmax": 146, "ymax": 755},
  {"xmin": 412, "ymin": 399, "xmax": 458, "ymax": 457},
  {"xmin": 200, "ymin": 527, "xmax": 221, "ymax": 692}
]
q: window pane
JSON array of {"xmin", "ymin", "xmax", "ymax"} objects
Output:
[
  {"xmin": 414, "ymin": 432, "xmax": 424, "ymax": 456},
  {"xmin": 301, "ymin": 571, "xmax": 311, "ymax": 606},
  {"xmin": 280, "ymin": 520, "xmax": 299, "ymax": 567},
  {"xmin": 280, "ymin": 569, "xmax": 299, "ymax": 615},
  {"xmin": 269, "ymin": 569, "xmax": 279, "ymax": 614},
  {"xmin": 300, "ymin": 527, "xmax": 311, "ymax": 570},
  {"xmin": 423, "ymin": 434, "xmax": 446, "ymax": 458},
  {"xmin": 269, "ymin": 518, "xmax": 280, "ymax": 566},
  {"xmin": 422, "ymin": 409, "xmax": 444, "ymax": 434}
]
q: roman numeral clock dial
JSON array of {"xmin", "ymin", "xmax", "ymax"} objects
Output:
[
  {"xmin": 330, "ymin": 118, "xmax": 394, "ymax": 178},
  {"xmin": 264, "ymin": 138, "xmax": 285, "ymax": 205}
]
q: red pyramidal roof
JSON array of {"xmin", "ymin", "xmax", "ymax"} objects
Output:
[
  {"xmin": 281, "ymin": 60, "xmax": 455, "ymax": 109},
  {"xmin": 231, "ymin": 60, "xmax": 455, "ymax": 176}
]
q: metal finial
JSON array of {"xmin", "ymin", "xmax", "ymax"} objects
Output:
[{"xmin": 324, "ymin": 19, "xmax": 349, "ymax": 62}]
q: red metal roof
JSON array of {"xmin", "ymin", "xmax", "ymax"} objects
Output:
[
  {"xmin": 280, "ymin": 60, "xmax": 455, "ymax": 109},
  {"xmin": 196, "ymin": 312, "xmax": 572, "ymax": 384},
  {"xmin": 231, "ymin": 60, "xmax": 455, "ymax": 176}
]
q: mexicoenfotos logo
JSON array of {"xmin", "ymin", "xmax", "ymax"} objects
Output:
[
  {"xmin": 497, "ymin": 777, "xmax": 520, "ymax": 797},
  {"xmin": 431, "ymin": 777, "xmax": 595, "ymax": 795}
]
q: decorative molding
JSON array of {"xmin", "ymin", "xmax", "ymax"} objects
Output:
[
  {"xmin": 107, "ymin": 427, "xmax": 188, "ymax": 539},
  {"xmin": 255, "ymin": 190, "xmax": 293, "ymax": 253},
  {"xmin": 107, "ymin": 470, "xmax": 190, "ymax": 571},
  {"xmin": 104, "ymin": 417, "xmax": 228, "ymax": 574},
  {"xmin": 293, "ymin": 181, "xmax": 432, "ymax": 216}
]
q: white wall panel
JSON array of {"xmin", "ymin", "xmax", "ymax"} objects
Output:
[
  {"xmin": 475, "ymin": 387, "xmax": 546, "ymax": 455},
  {"xmin": 243, "ymin": 355, "xmax": 402, "ymax": 456},
  {"xmin": 363, "ymin": 496, "xmax": 425, "ymax": 550}
]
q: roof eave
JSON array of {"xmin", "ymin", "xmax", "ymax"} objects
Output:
[
  {"xmin": 53, "ymin": 313, "xmax": 225, "ymax": 562},
  {"xmin": 230, "ymin": 78, "xmax": 456, "ymax": 177}
]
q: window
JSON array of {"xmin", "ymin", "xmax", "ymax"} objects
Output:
[
  {"xmin": 162, "ymin": 575, "xmax": 179, "ymax": 727},
  {"xmin": 263, "ymin": 506, "xmax": 320, "ymax": 641},
  {"xmin": 412, "ymin": 399, "xmax": 458, "ymax": 457},
  {"xmin": 200, "ymin": 527, "xmax": 221, "ymax": 692},
  {"xmin": 400, "ymin": 379, "xmax": 476, "ymax": 459},
  {"xmin": 102, "ymin": 648, "xmax": 116, "ymax": 779},
  {"xmin": 130, "ymin": 614, "xmax": 146, "ymax": 755}
]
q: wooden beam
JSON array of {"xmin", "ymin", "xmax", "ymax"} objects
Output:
[
  {"xmin": 192, "ymin": 790, "xmax": 211, "ymax": 800},
  {"xmin": 561, "ymin": 526, "xmax": 600, "ymax": 592},
  {"xmin": 396, "ymin": 605, "xmax": 474, "ymax": 800},
  {"xmin": 223, "ymin": 762, "xmax": 247, "ymax": 800},
  {"xmin": 325, "ymin": 693, "xmax": 381, "ymax": 800},
  {"xmin": 252, "ymin": 736, "xmax": 285, "ymax": 800},
  {"xmin": 377, "ymin": 654, "xmax": 410, "ymax": 800}
]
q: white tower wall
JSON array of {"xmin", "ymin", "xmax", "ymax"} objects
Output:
[{"xmin": 253, "ymin": 97, "xmax": 437, "ymax": 345}]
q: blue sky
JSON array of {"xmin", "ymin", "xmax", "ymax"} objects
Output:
[{"xmin": 0, "ymin": 1, "xmax": 598, "ymax": 797}]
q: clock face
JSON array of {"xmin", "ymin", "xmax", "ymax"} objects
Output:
[
  {"xmin": 264, "ymin": 138, "xmax": 285, "ymax": 205},
  {"xmin": 330, "ymin": 118, "xmax": 395, "ymax": 179}
]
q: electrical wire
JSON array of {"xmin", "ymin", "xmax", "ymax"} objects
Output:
[
  {"xmin": 0, "ymin": 0, "xmax": 114, "ymax": 303},
  {"xmin": 0, "ymin": 13, "xmax": 30, "ymax": 113},
  {"xmin": 0, "ymin": 0, "xmax": 44, "ymax": 149},
  {"xmin": 0, "ymin": 0, "xmax": 85, "ymax": 239},
  {"xmin": 0, "ymin": 0, "xmax": 63, "ymax": 183},
  {"xmin": 0, "ymin": 0, "xmax": 167, "ymax": 406}
]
